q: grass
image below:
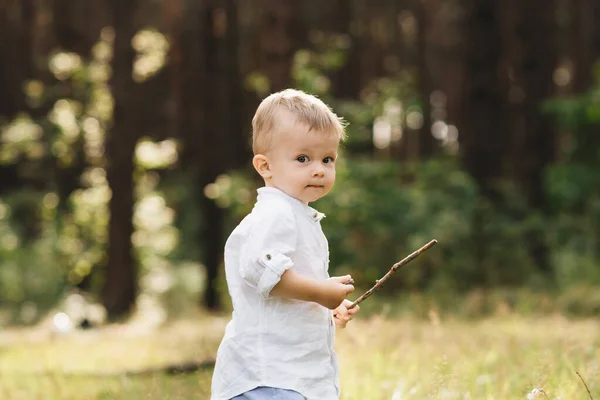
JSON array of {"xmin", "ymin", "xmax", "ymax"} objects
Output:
[{"xmin": 0, "ymin": 308, "xmax": 598, "ymax": 400}]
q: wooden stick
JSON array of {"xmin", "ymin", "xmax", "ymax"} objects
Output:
[{"xmin": 347, "ymin": 239, "xmax": 438, "ymax": 310}]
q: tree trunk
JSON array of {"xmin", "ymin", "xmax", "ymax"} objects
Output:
[
  {"xmin": 506, "ymin": 0, "xmax": 557, "ymax": 274},
  {"xmin": 595, "ymin": 2, "xmax": 600, "ymax": 58},
  {"xmin": 52, "ymin": 0, "xmax": 87, "ymax": 54},
  {"xmin": 329, "ymin": 0, "xmax": 362, "ymax": 100},
  {"xmin": 414, "ymin": 0, "xmax": 436, "ymax": 158},
  {"xmin": 102, "ymin": 0, "xmax": 139, "ymax": 319},
  {"xmin": 200, "ymin": 0, "xmax": 241, "ymax": 310},
  {"xmin": 176, "ymin": 0, "xmax": 242, "ymax": 310},
  {"xmin": 459, "ymin": 1, "xmax": 509, "ymax": 201},
  {"xmin": 571, "ymin": 0, "xmax": 595, "ymax": 93},
  {"xmin": 0, "ymin": 0, "xmax": 35, "ymax": 118},
  {"xmin": 459, "ymin": 0, "xmax": 510, "ymax": 287},
  {"xmin": 505, "ymin": 0, "xmax": 557, "ymax": 208},
  {"xmin": 257, "ymin": 0, "xmax": 304, "ymax": 92}
]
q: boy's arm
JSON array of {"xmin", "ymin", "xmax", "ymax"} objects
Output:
[{"xmin": 270, "ymin": 269, "xmax": 354, "ymax": 310}]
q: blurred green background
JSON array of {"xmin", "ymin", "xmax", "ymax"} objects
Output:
[{"xmin": 1, "ymin": 0, "xmax": 600, "ymax": 328}]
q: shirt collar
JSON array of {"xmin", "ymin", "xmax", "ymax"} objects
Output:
[{"xmin": 257, "ymin": 187, "xmax": 326, "ymax": 222}]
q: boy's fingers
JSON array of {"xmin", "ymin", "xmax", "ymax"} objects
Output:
[
  {"xmin": 348, "ymin": 304, "xmax": 360, "ymax": 315},
  {"xmin": 333, "ymin": 275, "xmax": 352, "ymax": 283},
  {"xmin": 334, "ymin": 314, "xmax": 349, "ymax": 326}
]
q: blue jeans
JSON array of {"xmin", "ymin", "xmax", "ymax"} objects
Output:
[{"xmin": 231, "ymin": 386, "xmax": 305, "ymax": 400}]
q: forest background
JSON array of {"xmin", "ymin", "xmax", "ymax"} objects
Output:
[
  {"xmin": 1, "ymin": 0, "xmax": 600, "ymax": 328},
  {"xmin": 3, "ymin": 1, "xmax": 600, "ymax": 398}
]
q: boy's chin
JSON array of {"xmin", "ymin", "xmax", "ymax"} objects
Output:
[{"xmin": 303, "ymin": 193, "xmax": 326, "ymax": 204}]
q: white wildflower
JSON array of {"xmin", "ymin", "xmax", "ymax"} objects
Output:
[{"xmin": 527, "ymin": 388, "xmax": 547, "ymax": 399}]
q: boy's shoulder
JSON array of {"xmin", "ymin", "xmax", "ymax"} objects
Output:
[
  {"xmin": 231, "ymin": 194, "xmax": 296, "ymax": 235},
  {"xmin": 253, "ymin": 192, "xmax": 296, "ymax": 220}
]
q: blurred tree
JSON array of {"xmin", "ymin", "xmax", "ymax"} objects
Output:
[
  {"xmin": 0, "ymin": 0, "xmax": 34, "ymax": 119},
  {"xmin": 570, "ymin": 0, "xmax": 598, "ymax": 93},
  {"xmin": 0, "ymin": 0, "xmax": 45, "ymax": 232},
  {"xmin": 506, "ymin": 0, "xmax": 557, "ymax": 209},
  {"xmin": 505, "ymin": 0, "xmax": 557, "ymax": 274},
  {"xmin": 328, "ymin": 0, "xmax": 362, "ymax": 100},
  {"xmin": 199, "ymin": 0, "xmax": 242, "ymax": 310},
  {"xmin": 460, "ymin": 0, "xmax": 558, "ymax": 207},
  {"xmin": 47, "ymin": 0, "xmax": 100, "ymax": 218},
  {"xmin": 459, "ymin": 1, "xmax": 509, "ymax": 202},
  {"xmin": 425, "ymin": 0, "xmax": 464, "ymax": 147},
  {"xmin": 460, "ymin": 0, "xmax": 558, "ymax": 275},
  {"xmin": 51, "ymin": 0, "xmax": 107, "ymax": 56},
  {"xmin": 102, "ymin": 0, "xmax": 140, "ymax": 319},
  {"xmin": 257, "ymin": 0, "xmax": 305, "ymax": 92},
  {"xmin": 175, "ymin": 0, "xmax": 243, "ymax": 310},
  {"xmin": 558, "ymin": 0, "xmax": 599, "ymax": 167},
  {"xmin": 412, "ymin": 0, "xmax": 436, "ymax": 158},
  {"xmin": 458, "ymin": 1, "xmax": 512, "ymax": 285}
]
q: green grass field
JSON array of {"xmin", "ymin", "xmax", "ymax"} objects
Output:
[{"xmin": 0, "ymin": 310, "xmax": 598, "ymax": 400}]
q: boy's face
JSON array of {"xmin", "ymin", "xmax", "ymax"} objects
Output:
[{"xmin": 260, "ymin": 119, "xmax": 340, "ymax": 204}]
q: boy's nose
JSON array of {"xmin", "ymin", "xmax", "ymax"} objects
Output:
[{"xmin": 312, "ymin": 165, "xmax": 325, "ymax": 177}]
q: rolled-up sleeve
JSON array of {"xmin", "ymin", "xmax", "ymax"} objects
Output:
[{"xmin": 240, "ymin": 203, "xmax": 298, "ymax": 298}]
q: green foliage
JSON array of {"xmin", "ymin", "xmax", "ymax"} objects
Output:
[
  {"xmin": 0, "ymin": 29, "xmax": 183, "ymax": 324},
  {"xmin": 0, "ymin": 32, "xmax": 116, "ymax": 319},
  {"xmin": 0, "ymin": 192, "xmax": 66, "ymax": 323},
  {"xmin": 2, "ymin": 27, "xmax": 600, "ymax": 326},
  {"xmin": 542, "ymin": 64, "xmax": 600, "ymax": 289}
]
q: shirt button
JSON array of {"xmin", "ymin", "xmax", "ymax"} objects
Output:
[
  {"xmin": 313, "ymin": 212, "xmax": 318, "ymax": 219},
  {"xmin": 266, "ymin": 254, "xmax": 272, "ymax": 260}
]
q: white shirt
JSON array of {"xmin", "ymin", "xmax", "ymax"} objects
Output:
[{"xmin": 211, "ymin": 187, "xmax": 339, "ymax": 400}]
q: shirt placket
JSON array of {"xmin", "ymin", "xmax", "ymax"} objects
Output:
[{"xmin": 310, "ymin": 212, "xmax": 339, "ymax": 396}]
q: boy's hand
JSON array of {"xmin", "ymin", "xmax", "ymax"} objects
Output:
[
  {"xmin": 334, "ymin": 299, "xmax": 360, "ymax": 329},
  {"xmin": 317, "ymin": 275, "xmax": 355, "ymax": 310}
]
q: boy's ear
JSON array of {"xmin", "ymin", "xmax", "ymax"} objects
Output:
[{"xmin": 252, "ymin": 154, "xmax": 272, "ymax": 180}]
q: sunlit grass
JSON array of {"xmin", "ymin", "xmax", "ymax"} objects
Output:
[
  {"xmin": 337, "ymin": 314, "xmax": 599, "ymax": 399},
  {"xmin": 0, "ymin": 372, "xmax": 214, "ymax": 400},
  {"xmin": 0, "ymin": 310, "xmax": 598, "ymax": 400}
]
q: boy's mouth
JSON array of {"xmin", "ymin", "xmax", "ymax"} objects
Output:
[{"xmin": 306, "ymin": 185, "xmax": 324, "ymax": 188}]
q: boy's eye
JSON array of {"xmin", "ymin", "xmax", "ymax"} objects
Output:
[
  {"xmin": 323, "ymin": 157, "xmax": 334, "ymax": 164},
  {"xmin": 296, "ymin": 155, "xmax": 309, "ymax": 163}
]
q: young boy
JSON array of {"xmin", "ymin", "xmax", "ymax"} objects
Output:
[{"xmin": 211, "ymin": 89, "xmax": 360, "ymax": 400}]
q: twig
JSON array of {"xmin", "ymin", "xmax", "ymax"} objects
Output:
[
  {"xmin": 348, "ymin": 239, "xmax": 438, "ymax": 310},
  {"xmin": 576, "ymin": 370, "xmax": 594, "ymax": 400}
]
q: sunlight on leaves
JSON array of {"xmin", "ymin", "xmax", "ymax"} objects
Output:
[
  {"xmin": 135, "ymin": 138, "xmax": 179, "ymax": 169},
  {"xmin": 23, "ymin": 80, "xmax": 45, "ymax": 108},
  {"xmin": 49, "ymin": 52, "xmax": 83, "ymax": 81},
  {"xmin": 50, "ymin": 99, "xmax": 82, "ymax": 139},
  {"xmin": 0, "ymin": 115, "xmax": 44, "ymax": 163},
  {"xmin": 89, "ymin": 86, "xmax": 114, "ymax": 124},
  {"xmin": 244, "ymin": 71, "xmax": 270, "ymax": 96},
  {"xmin": 405, "ymin": 108, "xmax": 423, "ymax": 129},
  {"xmin": 132, "ymin": 29, "xmax": 170, "ymax": 82},
  {"xmin": 1, "ymin": 115, "xmax": 43, "ymax": 143}
]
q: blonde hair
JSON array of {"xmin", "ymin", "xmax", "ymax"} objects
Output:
[{"xmin": 251, "ymin": 89, "xmax": 347, "ymax": 154}]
